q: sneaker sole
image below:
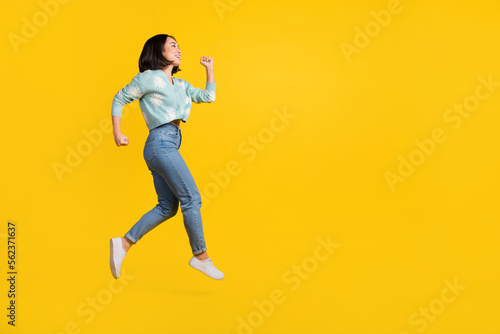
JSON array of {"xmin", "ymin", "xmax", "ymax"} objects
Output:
[
  {"xmin": 110, "ymin": 238, "xmax": 119, "ymax": 279},
  {"xmin": 189, "ymin": 257, "xmax": 224, "ymax": 280}
]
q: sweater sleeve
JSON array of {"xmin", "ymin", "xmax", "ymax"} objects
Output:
[
  {"xmin": 111, "ymin": 73, "xmax": 144, "ymax": 117},
  {"xmin": 185, "ymin": 80, "xmax": 216, "ymax": 103}
]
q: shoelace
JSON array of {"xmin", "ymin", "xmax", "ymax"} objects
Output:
[
  {"xmin": 197, "ymin": 257, "xmax": 222, "ymax": 276},
  {"xmin": 204, "ymin": 259, "xmax": 221, "ymax": 274}
]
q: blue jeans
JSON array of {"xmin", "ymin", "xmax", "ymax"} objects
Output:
[{"xmin": 124, "ymin": 123, "xmax": 207, "ymax": 256}]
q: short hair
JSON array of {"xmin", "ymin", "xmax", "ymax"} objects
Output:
[{"xmin": 138, "ymin": 34, "xmax": 182, "ymax": 74}]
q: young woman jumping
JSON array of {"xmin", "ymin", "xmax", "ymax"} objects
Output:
[{"xmin": 109, "ymin": 33, "xmax": 224, "ymax": 280}]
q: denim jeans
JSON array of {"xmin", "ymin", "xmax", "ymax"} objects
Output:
[{"xmin": 124, "ymin": 122, "xmax": 207, "ymax": 255}]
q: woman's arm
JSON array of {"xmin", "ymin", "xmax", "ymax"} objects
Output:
[
  {"xmin": 111, "ymin": 73, "xmax": 143, "ymax": 147},
  {"xmin": 184, "ymin": 56, "xmax": 217, "ymax": 103},
  {"xmin": 112, "ymin": 115, "xmax": 129, "ymax": 146},
  {"xmin": 201, "ymin": 56, "xmax": 215, "ymax": 82}
]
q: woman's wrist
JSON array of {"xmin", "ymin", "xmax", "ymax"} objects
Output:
[{"xmin": 205, "ymin": 67, "xmax": 214, "ymax": 82}]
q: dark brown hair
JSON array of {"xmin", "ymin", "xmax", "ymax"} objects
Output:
[{"xmin": 138, "ymin": 34, "xmax": 182, "ymax": 74}]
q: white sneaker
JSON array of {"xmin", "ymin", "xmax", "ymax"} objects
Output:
[
  {"xmin": 189, "ymin": 256, "xmax": 225, "ymax": 280},
  {"xmin": 110, "ymin": 238, "xmax": 127, "ymax": 279}
]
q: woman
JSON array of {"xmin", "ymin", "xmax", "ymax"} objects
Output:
[{"xmin": 109, "ymin": 34, "xmax": 224, "ymax": 280}]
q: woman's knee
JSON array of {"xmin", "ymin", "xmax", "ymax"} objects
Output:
[
  {"xmin": 180, "ymin": 193, "xmax": 202, "ymax": 211},
  {"xmin": 156, "ymin": 202, "xmax": 179, "ymax": 218}
]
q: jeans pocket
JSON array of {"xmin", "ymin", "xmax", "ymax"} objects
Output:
[{"xmin": 143, "ymin": 137, "xmax": 157, "ymax": 164}]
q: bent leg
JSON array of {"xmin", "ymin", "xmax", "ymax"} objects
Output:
[
  {"xmin": 152, "ymin": 146, "xmax": 207, "ymax": 255},
  {"xmin": 125, "ymin": 170, "xmax": 179, "ymax": 243}
]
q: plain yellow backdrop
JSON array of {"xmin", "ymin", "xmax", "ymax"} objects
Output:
[{"xmin": 1, "ymin": 0, "xmax": 499, "ymax": 333}]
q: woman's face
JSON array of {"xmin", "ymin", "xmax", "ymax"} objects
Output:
[{"xmin": 163, "ymin": 36, "xmax": 181, "ymax": 67}]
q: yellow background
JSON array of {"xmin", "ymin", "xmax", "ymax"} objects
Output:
[{"xmin": 1, "ymin": 0, "xmax": 499, "ymax": 333}]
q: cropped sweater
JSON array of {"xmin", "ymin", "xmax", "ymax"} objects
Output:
[{"xmin": 111, "ymin": 69, "xmax": 216, "ymax": 130}]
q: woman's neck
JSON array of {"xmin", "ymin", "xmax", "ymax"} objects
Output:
[{"xmin": 161, "ymin": 66, "xmax": 174, "ymax": 82}]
